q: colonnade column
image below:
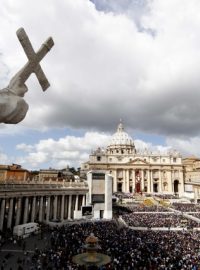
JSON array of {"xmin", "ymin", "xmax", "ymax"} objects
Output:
[
  {"xmin": 68, "ymin": 195, "xmax": 72, "ymax": 219},
  {"xmin": 31, "ymin": 197, "xmax": 36, "ymax": 222},
  {"xmin": 0, "ymin": 199, "xmax": 5, "ymax": 230},
  {"xmin": 23, "ymin": 197, "xmax": 29, "ymax": 224},
  {"xmin": 7, "ymin": 198, "xmax": 13, "ymax": 229},
  {"xmin": 39, "ymin": 196, "xmax": 43, "ymax": 222},
  {"xmin": 53, "ymin": 196, "xmax": 58, "ymax": 220},
  {"xmin": 15, "ymin": 198, "xmax": 22, "ymax": 226},
  {"xmin": 60, "ymin": 195, "xmax": 65, "ymax": 221}
]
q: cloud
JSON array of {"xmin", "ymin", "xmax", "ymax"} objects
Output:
[
  {"xmin": 1, "ymin": 0, "xmax": 200, "ymax": 138},
  {"xmin": 15, "ymin": 132, "xmax": 112, "ymax": 169},
  {"xmin": 166, "ymin": 137, "xmax": 200, "ymax": 157}
]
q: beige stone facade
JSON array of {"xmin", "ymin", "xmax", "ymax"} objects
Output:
[
  {"xmin": 183, "ymin": 156, "xmax": 200, "ymax": 183},
  {"xmin": 81, "ymin": 122, "xmax": 184, "ymax": 196}
]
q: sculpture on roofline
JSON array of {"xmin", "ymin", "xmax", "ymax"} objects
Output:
[{"xmin": 0, "ymin": 28, "xmax": 54, "ymax": 124}]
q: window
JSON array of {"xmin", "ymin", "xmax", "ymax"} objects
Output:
[
  {"xmin": 162, "ymin": 159, "xmax": 165, "ymax": 162},
  {"xmin": 109, "ymin": 158, "xmax": 112, "ymax": 162},
  {"xmin": 173, "ymin": 158, "xmax": 177, "ymax": 163},
  {"xmin": 97, "ymin": 156, "xmax": 101, "ymax": 161}
]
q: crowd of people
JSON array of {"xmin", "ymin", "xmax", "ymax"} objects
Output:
[
  {"xmin": 2, "ymin": 200, "xmax": 200, "ymax": 269},
  {"xmin": 122, "ymin": 212, "xmax": 199, "ymax": 228},
  {"xmin": 171, "ymin": 203, "xmax": 200, "ymax": 212},
  {"xmin": 6, "ymin": 220, "xmax": 200, "ymax": 270}
]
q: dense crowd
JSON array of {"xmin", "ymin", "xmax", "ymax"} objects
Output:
[
  {"xmin": 172, "ymin": 203, "xmax": 200, "ymax": 212},
  {"xmin": 126, "ymin": 205, "xmax": 170, "ymax": 212},
  {"xmin": 122, "ymin": 212, "xmax": 199, "ymax": 228},
  {"xmin": 10, "ymin": 221, "xmax": 200, "ymax": 270}
]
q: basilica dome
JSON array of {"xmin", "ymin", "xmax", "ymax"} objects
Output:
[{"xmin": 107, "ymin": 122, "xmax": 136, "ymax": 154}]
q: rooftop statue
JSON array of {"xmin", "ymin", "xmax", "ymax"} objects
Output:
[{"xmin": 0, "ymin": 28, "xmax": 54, "ymax": 124}]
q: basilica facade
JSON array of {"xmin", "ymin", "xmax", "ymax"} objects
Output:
[{"xmin": 81, "ymin": 122, "xmax": 185, "ymax": 196}]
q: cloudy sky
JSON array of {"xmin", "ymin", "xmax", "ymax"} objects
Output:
[{"xmin": 1, "ymin": 0, "xmax": 200, "ymax": 170}]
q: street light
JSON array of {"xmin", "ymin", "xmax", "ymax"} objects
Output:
[{"xmin": 72, "ymin": 233, "xmax": 111, "ymax": 269}]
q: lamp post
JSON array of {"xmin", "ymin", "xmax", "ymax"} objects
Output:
[{"xmin": 72, "ymin": 233, "xmax": 111, "ymax": 269}]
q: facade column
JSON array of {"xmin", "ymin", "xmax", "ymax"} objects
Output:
[
  {"xmin": 31, "ymin": 197, "xmax": 36, "ymax": 222},
  {"xmin": 23, "ymin": 197, "xmax": 29, "ymax": 224},
  {"xmin": 147, "ymin": 170, "xmax": 151, "ymax": 193},
  {"xmin": 122, "ymin": 170, "xmax": 126, "ymax": 192},
  {"xmin": 0, "ymin": 199, "xmax": 5, "ymax": 231},
  {"xmin": 15, "ymin": 197, "xmax": 22, "ymax": 226},
  {"xmin": 159, "ymin": 170, "xmax": 162, "ymax": 192},
  {"xmin": 82, "ymin": 195, "xmax": 86, "ymax": 206},
  {"xmin": 126, "ymin": 170, "xmax": 130, "ymax": 193},
  {"xmin": 53, "ymin": 196, "xmax": 58, "ymax": 220},
  {"xmin": 113, "ymin": 170, "xmax": 117, "ymax": 192},
  {"xmin": 141, "ymin": 170, "xmax": 144, "ymax": 191},
  {"xmin": 150, "ymin": 170, "xmax": 153, "ymax": 193},
  {"xmin": 132, "ymin": 169, "xmax": 136, "ymax": 193},
  {"xmin": 39, "ymin": 196, "xmax": 43, "ymax": 222},
  {"xmin": 68, "ymin": 195, "xmax": 72, "ymax": 219},
  {"xmin": 60, "ymin": 195, "xmax": 65, "ymax": 221},
  {"xmin": 75, "ymin": 195, "xmax": 79, "ymax": 211},
  {"xmin": 7, "ymin": 198, "xmax": 14, "ymax": 229},
  {"xmin": 171, "ymin": 169, "xmax": 174, "ymax": 193},
  {"xmin": 46, "ymin": 196, "xmax": 51, "ymax": 222}
]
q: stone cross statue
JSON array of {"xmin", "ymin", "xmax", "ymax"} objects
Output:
[{"xmin": 0, "ymin": 28, "xmax": 54, "ymax": 124}]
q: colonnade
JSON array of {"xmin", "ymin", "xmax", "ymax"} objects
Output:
[{"xmin": 0, "ymin": 194, "xmax": 86, "ymax": 231}]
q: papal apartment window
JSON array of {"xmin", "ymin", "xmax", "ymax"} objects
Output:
[
  {"xmin": 97, "ymin": 156, "xmax": 101, "ymax": 161},
  {"xmin": 173, "ymin": 158, "xmax": 177, "ymax": 163}
]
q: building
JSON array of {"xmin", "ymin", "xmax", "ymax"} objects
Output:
[
  {"xmin": 0, "ymin": 164, "xmax": 30, "ymax": 182},
  {"xmin": 86, "ymin": 171, "xmax": 112, "ymax": 219},
  {"xmin": 81, "ymin": 122, "xmax": 184, "ymax": 196}
]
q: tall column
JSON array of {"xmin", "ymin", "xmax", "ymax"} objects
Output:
[
  {"xmin": 46, "ymin": 196, "xmax": 51, "ymax": 222},
  {"xmin": 53, "ymin": 196, "xmax": 58, "ymax": 220},
  {"xmin": 0, "ymin": 199, "xmax": 5, "ymax": 231},
  {"xmin": 141, "ymin": 170, "xmax": 144, "ymax": 191},
  {"xmin": 68, "ymin": 195, "xmax": 72, "ymax": 220},
  {"xmin": 23, "ymin": 197, "xmax": 29, "ymax": 224},
  {"xmin": 60, "ymin": 195, "xmax": 65, "ymax": 221},
  {"xmin": 7, "ymin": 198, "xmax": 14, "ymax": 229},
  {"xmin": 75, "ymin": 195, "xmax": 79, "ymax": 211},
  {"xmin": 147, "ymin": 170, "xmax": 151, "ymax": 193},
  {"xmin": 31, "ymin": 197, "xmax": 36, "ymax": 222},
  {"xmin": 82, "ymin": 195, "xmax": 86, "ymax": 206},
  {"xmin": 126, "ymin": 170, "xmax": 130, "ymax": 193},
  {"xmin": 132, "ymin": 169, "xmax": 135, "ymax": 193},
  {"xmin": 39, "ymin": 196, "xmax": 43, "ymax": 222},
  {"xmin": 113, "ymin": 170, "xmax": 117, "ymax": 192},
  {"xmin": 159, "ymin": 170, "xmax": 162, "ymax": 192},
  {"xmin": 122, "ymin": 170, "xmax": 126, "ymax": 192},
  {"xmin": 15, "ymin": 197, "xmax": 22, "ymax": 226},
  {"xmin": 150, "ymin": 170, "xmax": 153, "ymax": 193}
]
